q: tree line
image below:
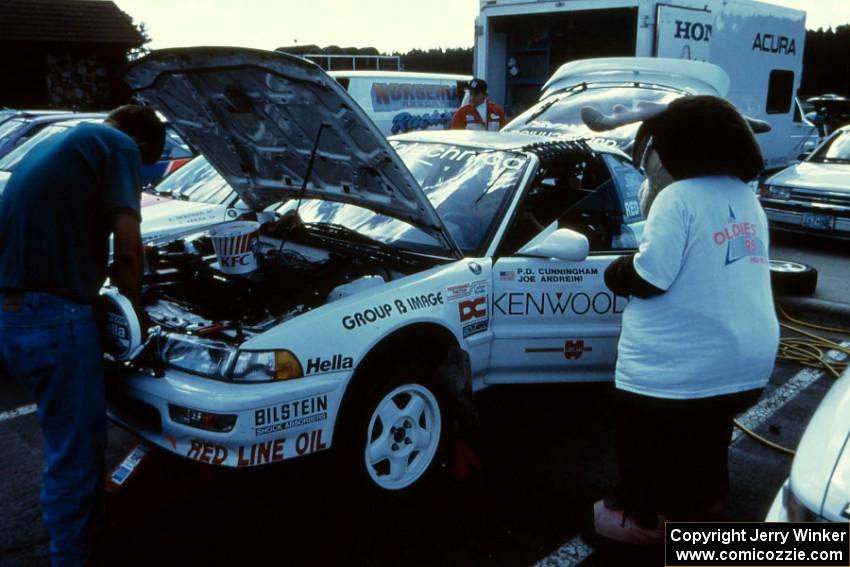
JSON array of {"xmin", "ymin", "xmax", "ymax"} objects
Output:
[{"xmin": 277, "ymin": 25, "xmax": 850, "ymax": 97}]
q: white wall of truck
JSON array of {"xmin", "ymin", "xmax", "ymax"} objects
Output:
[{"xmin": 475, "ymin": 0, "xmax": 816, "ymax": 168}]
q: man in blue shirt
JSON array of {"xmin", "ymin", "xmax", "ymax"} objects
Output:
[{"xmin": 0, "ymin": 105, "xmax": 165, "ymax": 566}]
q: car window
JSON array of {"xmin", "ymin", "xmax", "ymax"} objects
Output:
[
  {"xmin": 150, "ymin": 156, "xmax": 236, "ymax": 205},
  {"xmin": 499, "ymin": 152, "xmax": 645, "ymax": 255},
  {"xmin": 0, "ymin": 123, "xmax": 70, "ymax": 171},
  {"xmin": 506, "ymin": 84, "xmax": 684, "ymax": 151},
  {"xmin": 393, "ymin": 141, "xmax": 530, "ymax": 255},
  {"xmin": 810, "ymin": 129, "xmax": 850, "ymax": 163}
]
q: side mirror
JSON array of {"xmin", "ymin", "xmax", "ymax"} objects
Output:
[{"xmin": 518, "ymin": 228, "xmax": 589, "ymax": 261}]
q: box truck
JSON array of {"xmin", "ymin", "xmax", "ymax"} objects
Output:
[{"xmin": 476, "ymin": 0, "xmax": 818, "ymax": 169}]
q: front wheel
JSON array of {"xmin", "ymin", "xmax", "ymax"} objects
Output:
[{"xmin": 338, "ymin": 364, "xmax": 447, "ymax": 495}]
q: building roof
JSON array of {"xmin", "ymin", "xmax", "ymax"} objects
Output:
[{"xmin": 0, "ymin": 0, "xmax": 145, "ymax": 45}]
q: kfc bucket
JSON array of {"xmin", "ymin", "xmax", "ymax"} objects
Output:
[{"xmin": 209, "ymin": 221, "xmax": 260, "ymax": 275}]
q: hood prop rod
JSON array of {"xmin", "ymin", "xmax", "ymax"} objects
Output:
[{"xmin": 295, "ymin": 122, "xmax": 331, "ymax": 215}]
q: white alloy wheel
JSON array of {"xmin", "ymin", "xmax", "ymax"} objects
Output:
[
  {"xmin": 770, "ymin": 259, "xmax": 808, "ymax": 273},
  {"xmin": 364, "ymin": 383, "xmax": 442, "ymax": 491}
]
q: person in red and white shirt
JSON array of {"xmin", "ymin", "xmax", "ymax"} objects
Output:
[{"xmin": 451, "ymin": 78, "xmax": 506, "ymax": 132}]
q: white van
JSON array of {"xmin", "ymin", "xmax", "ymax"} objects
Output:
[{"xmin": 329, "ymin": 71, "xmax": 471, "ymax": 136}]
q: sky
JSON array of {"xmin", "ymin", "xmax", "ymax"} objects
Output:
[{"xmin": 112, "ymin": 0, "xmax": 850, "ymax": 54}]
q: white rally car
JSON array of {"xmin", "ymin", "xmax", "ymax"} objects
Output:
[
  {"xmin": 107, "ymin": 47, "xmax": 647, "ymax": 493},
  {"xmin": 767, "ymin": 367, "xmax": 850, "ymax": 522}
]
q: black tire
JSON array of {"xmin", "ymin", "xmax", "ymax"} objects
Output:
[
  {"xmin": 335, "ymin": 361, "xmax": 448, "ymax": 497},
  {"xmin": 770, "ymin": 259, "xmax": 818, "ymax": 296}
]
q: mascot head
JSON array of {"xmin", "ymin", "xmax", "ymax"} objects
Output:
[{"xmin": 581, "ymin": 95, "xmax": 768, "ymax": 215}]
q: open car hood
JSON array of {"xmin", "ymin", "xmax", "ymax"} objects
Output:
[{"xmin": 124, "ymin": 47, "xmax": 461, "ymax": 257}]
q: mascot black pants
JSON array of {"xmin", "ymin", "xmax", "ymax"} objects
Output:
[{"xmin": 615, "ymin": 388, "xmax": 762, "ymax": 523}]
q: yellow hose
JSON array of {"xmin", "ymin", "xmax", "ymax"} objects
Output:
[{"xmin": 733, "ymin": 304, "xmax": 850, "ymax": 456}]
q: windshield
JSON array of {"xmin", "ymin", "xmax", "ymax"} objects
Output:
[
  {"xmin": 0, "ymin": 118, "xmax": 25, "ymax": 142},
  {"xmin": 275, "ymin": 142, "xmax": 529, "ymax": 256},
  {"xmin": 506, "ymin": 85, "xmax": 685, "ymax": 153},
  {"xmin": 810, "ymin": 129, "xmax": 850, "ymax": 163},
  {"xmin": 151, "ymin": 155, "xmax": 235, "ymax": 205},
  {"xmin": 0, "ymin": 123, "xmax": 72, "ymax": 171}
]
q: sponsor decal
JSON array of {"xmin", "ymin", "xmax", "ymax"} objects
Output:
[
  {"xmin": 237, "ymin": 439, "xmax": 285, "ymax": 467},
  {"xmin": 493, "ymin": 291, "xmax": 627, "ymax": 316},
  {"xmin": 462, "ymin": 319, "xmax": 489, "ymax": 338},
  {"xmin": 447, "ymin": 280, "xmax": 487, "ymax": 301},
  {"xmin": 254, "ymin": 395, "xmax": 329, "ymax": 437},
  {"xmin": 294, "ymin": 430, "xmax": 328, "ymax": 456},
  {"xmin": 459, "ymin": 295, "xmax": 489, "ymax": 338},
  {"xmin": 753, "ymin": 33, "xmax": 796, "ymax": 55},
  {"xmin": 342, "ymin": 303, "xmax": 394, "ymax": 330},
  {"xmin": 186, "ymin": 440, "xmax": 229, "ymax": 465},
  {"xmin": 713, "ymin": 207, "xmax": 767, "ymax": 265},
  {"xmin": 371, "ymin": 82, "xmax": 459, "ymax": 112},
  {"xmin": 306, "ymin": 355, "xmax": 353, "ymax": 375},
  {"xmin": 493, "ymin": 291, "xmax": 629, "ymax": 316},
  {"xmin": 341, "ymin": 292, "xmax": 444, "ymax": 330},
  {"xmin": 459, "ymin": 297, "xmax": 487, "ymax": 323},
  {"xmin": 391, "ymin": 111, "xmax": 453, "ymax": 134},
  {"xmin": 526, "ymin": 339, "xmax": 593, "ymax": 360},
  {"xmin": 673, "ymin": 20, "xmax": 712, "ymax": 42}
]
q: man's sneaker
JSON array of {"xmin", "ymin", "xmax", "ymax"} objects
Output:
[{"xmin": 592, "ymin": 499, "xmax": 663, "ymax": 546}]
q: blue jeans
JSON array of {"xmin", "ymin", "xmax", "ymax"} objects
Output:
[{"xmin": 0, "ymin": 292, "xmax": 106, "ymax": 566}]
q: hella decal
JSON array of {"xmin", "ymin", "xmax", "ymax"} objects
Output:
[{"xmin": 306, "ymin": 355, "xmax": 353, "ymax": 375}]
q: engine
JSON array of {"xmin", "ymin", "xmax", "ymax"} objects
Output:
[{"xmin": 141, "ymin": 232, "xmax": 391, "ymax": 341}]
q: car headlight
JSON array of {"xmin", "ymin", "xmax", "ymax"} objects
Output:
[
  {"xmin": 231, "ymin": 350, "xmax": 303, "ymax": 382},
  {"xmin": 162, "ymin": 334, "xmax": 236, "ymax": 379},
  {"xmin": 784, "ymin": 483, "xmax": 822, "ymax": 522},
  {"xmin": 763, "ymin": 185, "xmax": 791, "ymax": 200}
]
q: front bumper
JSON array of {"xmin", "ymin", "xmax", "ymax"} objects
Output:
[
  {"xmin": 106, "ymin": 364, "xmax": 348, "ymax": 467},
  {"xmin": 761, "ymin": 198, "xmax": 850, "ymax": 239}
]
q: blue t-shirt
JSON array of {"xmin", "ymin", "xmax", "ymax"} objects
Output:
[{"xmin": 0, "ymin": 123, "xmax": 142, "ymax": 304}]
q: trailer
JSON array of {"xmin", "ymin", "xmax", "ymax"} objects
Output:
[{"xmin": 475, "ymin": 0, "xmax": 818, "ymax": 169}]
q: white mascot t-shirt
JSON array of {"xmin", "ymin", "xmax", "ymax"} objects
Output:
[{"xmin": 616, "ymin": 175, "xmax": 779, "ymax": 399}]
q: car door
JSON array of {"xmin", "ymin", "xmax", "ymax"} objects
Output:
[{"xmin": 486, "ymin": 151, "xmax": 644, "ymax": 384}]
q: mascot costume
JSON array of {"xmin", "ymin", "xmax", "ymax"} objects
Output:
[{"xmin": 579, "ymin": 96, "xmax": 779, "ymax": 546}]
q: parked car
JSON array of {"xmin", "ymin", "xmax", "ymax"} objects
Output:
[
  {"xmin": 105, "ymin": 47, "xmax": 651, "ymax": 493},
  {"xmin": 766, "ymin": 366, "xmax": 850, "ymax": 522},
  {"xmin": 0, "ymin": 110, "xmax": 106, "ymax": 158},
  {"xmin": 0, "ymin": 116, "xmax": 196, "ymax": 195},
  {"xmin": 759, "ymin": 125, "xmax": 850, "ymax": 239},
  {"xmin": 139, "ymin": 154, "xmax": 245, "ymax": 243}
]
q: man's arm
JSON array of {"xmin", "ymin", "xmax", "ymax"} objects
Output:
[{"xmin": 109, "ymin": 208, "xmax": 143, "ymax": 306}]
